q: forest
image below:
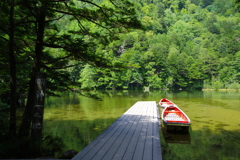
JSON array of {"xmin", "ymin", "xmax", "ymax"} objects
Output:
[
  {"xmin": 0, "ymin": 0, "xmax": 239, "ymax": 158},
  {"xmin": 77, "ymin": 0, "xmax": 240, "ymax": 91}
]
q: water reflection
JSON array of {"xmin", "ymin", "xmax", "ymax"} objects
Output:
[
  {"xmin": 161, "ymin": 125, "xmax": 191, "ymax": 144},
  {"xmin": 161, "ymin": 127, "xmax": 240, "ymax": 160}
]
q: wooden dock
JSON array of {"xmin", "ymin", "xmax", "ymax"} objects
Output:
[{"xmin": 71, "ymin": 101, "xmax": 162, "ymax": 160}]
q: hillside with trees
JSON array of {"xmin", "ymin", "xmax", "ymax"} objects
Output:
[{"xmin": 77, "ymin": 0, "xmax": 240, "ymax": 91}]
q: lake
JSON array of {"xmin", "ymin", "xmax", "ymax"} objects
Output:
[{"xmin": 43, "ymin": 90, "xmax": 240, "ymax": 159}]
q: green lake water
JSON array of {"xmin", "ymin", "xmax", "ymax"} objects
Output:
[{"xmin": 43, "ymin": 90, "xmax": 240, "ymax": 159}]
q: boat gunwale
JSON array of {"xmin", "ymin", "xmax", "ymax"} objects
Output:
[
  {"xmin": 161, "ymin": 105, "xmax": 191, "ymax": 126},
  {"xmin": 159, "ymin": 98, "xmax": 177, "ymax": 107}
]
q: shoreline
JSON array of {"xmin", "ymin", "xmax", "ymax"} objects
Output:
[{"xmin": 202, "ymin": 89, "xmax": 240, "ymax": 92}]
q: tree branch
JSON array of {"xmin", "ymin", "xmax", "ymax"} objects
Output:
[{"xmin": 43, "ymin": 63, "xmax": 80, "ymax": 70}]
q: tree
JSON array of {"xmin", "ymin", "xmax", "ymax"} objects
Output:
[
  {"xmin": 0, "ymin": 0, "xmax": 24, "ymax": 137},
  {"xmin": 79, "ymin": 65, "xmax": 98, "ymax": 90},
  {"xmin": 7, "ymin": 0, "xmax": 17, "ymax": 137},
  {"xmin": 236, "ymin": 0, "xmax": 240, "ymax": 10},
  {"xmin": 0, "ymin": 0, "xmax": 143, "ymax": 139}
]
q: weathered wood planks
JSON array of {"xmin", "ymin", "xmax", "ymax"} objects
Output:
[{"xmin": 71, "ymin": 101, "xmax": 162, "ymax": 160}]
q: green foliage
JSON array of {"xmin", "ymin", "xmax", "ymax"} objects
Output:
[
  {"xmin": 212, "ymin": 80, "xmax": 222, "ymax": 91},
  {"xmin": 1, "ymin": 0, "xmax": 238, "ymax": 95},
  {"xmin": 75, "ymin": 0, "xmax": 240, "ymax": 91},
  {"xmin": 78, "ymin": 65, "xmax": 98, "ymax": 90}
]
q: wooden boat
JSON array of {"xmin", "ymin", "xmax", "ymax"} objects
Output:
[
  {"xmin": 161, "ymin": 106, "xmax": 191, "ymax": 128},
  {"xmin": 159, "ymin": 98, "xmax": 176, "ymax": 108}
]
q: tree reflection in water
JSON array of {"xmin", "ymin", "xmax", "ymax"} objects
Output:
[{"xmin": 160, "ymin": 126, "xmax": 240, "ymax": 160}]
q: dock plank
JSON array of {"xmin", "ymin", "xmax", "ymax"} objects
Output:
[
  {"xmin": 101, "ymin": 104, "xmax": 143, "ymax": 160},
  {"xmin": 71, "ymin": 101, "xmax": 162, "ymax": 160}
]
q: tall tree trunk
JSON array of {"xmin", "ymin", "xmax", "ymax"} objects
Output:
[
  {"xmin": 9, "ymin": 0, "xmax": 16, "ymax": 137},
  {"xmin": 18, "ymin": 3, "xmax": 46, "ymax": 137},
  {"xmin": 18, "ymin": 74, "xmax": 35, "ymax": 137}
]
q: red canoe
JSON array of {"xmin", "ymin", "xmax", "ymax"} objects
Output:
[
  {"xmin": 159, "ymin": 98, "xmax": 177, "ymax": 108},
  {"xmin": 161, "ymin": 106, "xmax": 191, "ymax": 127}
]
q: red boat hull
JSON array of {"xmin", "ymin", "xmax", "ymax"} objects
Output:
[
  {"xmin": 161, "ymin": 106, "xmax": 191, "ymax": 127},
  {"xmin": 159, "ymin": 98, "xmax": 176, "ymax": 108}
]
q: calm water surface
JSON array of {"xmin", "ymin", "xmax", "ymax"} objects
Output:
[{"xmin": 43, "ymin": 90, "xmax": 240, "ymax": 159}]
